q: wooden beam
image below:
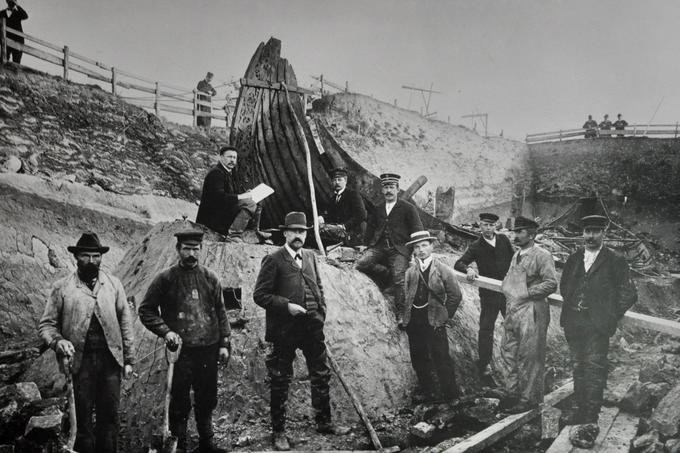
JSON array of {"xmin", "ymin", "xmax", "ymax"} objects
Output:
[
  {"xmin": 7, "ymin": 39, "xmax": 62, "ymax": 66},
  {"xmin": 240, "ymin": 77, "xmax": 314, "ymax": 95}
]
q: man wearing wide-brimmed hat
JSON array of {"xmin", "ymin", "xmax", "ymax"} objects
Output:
[
  {"xmin": 560, "ymin": 215, "xmax": 637, "ymax": 449},
  {"xmin": 39, "ymin": 232, "xmax": 135, "ymax": 453},
  {"xmin": 254, "ymin": 212, "xmax": 348, "ymax": 450},
  {"xmin": 318, "ymin": 167, "xmax": 367, "ymax": 246},
  {"xmin": 454, "ymin": 213, "xmax": 514, "ymax": 384},
  {"xmin": 497, "ymin": 216, "xmax": 558, "ymax": 414},
  {"xmin": 403, "ymin": 231, "xmax": 462, "ymax": 402},
  {"xmin": 139, "ymin": 230, "xmax": 231, "ymax": 453},
  {"xmin": 356, "ymin": 173, "xmax": 423, "ymax": 319}
]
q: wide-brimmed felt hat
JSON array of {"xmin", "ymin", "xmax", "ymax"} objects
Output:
[
  {"xmin": 279, "ymin": 212, "xmax": 312, "ymax": 230},
  {"xmin": 380, "ymin": 173, "xmax": 400, "ymax": 186},
  {"xmin": 479, "ymin": 213, "xmax": 499, "ymax": 223},
  {"xmin": 329, "ymin": 167, "xmax": 348, "ymax": 178},
  {"xmin": 67, "ymin": 232, "xmax": 110, "ymax": 254},
  {"xmin": 512, "ymin": 216, "xmax": 539, "ymax": 231},
  {"xmin": 406, "ymin": 230, "xmax": 436, "ymax": 246},
  {"xmin": 581, "ymin": 215, "xmax": 608, "ymax": 229},
  {"xmin": 174, "ymin": 229, "xmax": 204, "ymax": 245}
]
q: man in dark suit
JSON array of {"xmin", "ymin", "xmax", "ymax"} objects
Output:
[
  {"xmin": 253, "ymin": 212, "xmax": 348, "ymax": 450},
  {"xmin": 356, "ymin": 173, "xmax": 423, "ymax": 322},
  {"xmin": 196, "ymin": 146, "xmax": 265, "ymax": 241},
  {"xmin": 454, "ymin": 213, "xmax": 514, "ymax": 383},
  {"xmin": 196, "ymin": 72, "xmax": 217, "ymax": 128},
  {"xmin": 318, "ymin": 167, "xmax": 367, "ymax": 246},
  {"xmin": 1, "ymin": 0, "xmax": 28, "ymax": 63},
  {"xmin": 560, "ymin": 215, "xmax": 637, "ymax": 449}
]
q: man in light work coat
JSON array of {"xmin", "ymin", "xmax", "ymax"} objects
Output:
[
  {"xmin": 498, "ymin": 216, "xmax": 558, "ymax": 413},
  {"xmin": 560, "ymin": 215, "xmax": 637, "ymax": 449},
  {"xmin": 39, "ymin": 232, "xmax": 135, "ymax": 453},
  {"xmin": 403, "ymin": 231, "xmax": 462, "ymax": 402}
]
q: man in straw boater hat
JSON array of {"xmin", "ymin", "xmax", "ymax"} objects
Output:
[
  {"xmin": 356, "ymin": 173, "xmax": 423, "ymax": 321},
  {"xmin": 254, "ymin": 212, "xmax": 349, "ymax": 451},
  {"xmin": 39, "ymin": 232, "xmax": 135, "ymax": 453},
  {"xmin": 317, "ymin": 167, "xmax": 367, "ymax": 246},
  {"xmin": 560, "ymin": 215, "xmax": 637, "ymax": 449},
  {"xmin": 496, "ymin": 216, "xmax": 558, "ymax": 414},
  {"xmin": 402, "ymin": 231, "xmax": 463, "ymax": 403},
  {"xmin": 454, "ymin": 213, "xmax": 514, "ymax": 385},
  {"xmin": 139, "ymin": 230, "xmax": 231, "ymax": 453}
]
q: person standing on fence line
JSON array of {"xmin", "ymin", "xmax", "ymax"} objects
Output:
[
  {"xmin": 1, "ymin": 0, "xmax": 28, "ymax": 64},
  {"xmin": 582, "ymin": 115, "xmax": 598, "ymax": 138},
  {"xmin": 196, "ymin": 72, "xmax": 217, "ymax": 128},
  {"xmin": 613, "ymin": 113, "xmax": 628, "ymax": 138},
  {"xmin": 559, "ymin": 215, "xmax": 637, "ymax": 449},
  {"xmin": 598, "ymin": 114, "xmax": 612, "ymax": 137}
]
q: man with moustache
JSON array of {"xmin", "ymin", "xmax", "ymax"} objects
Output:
[
  {"xmin": 403, "ymin": 231, "xmax": 462, "ymax": 402},
  {"xmin": 39, "ymin": 232, "xmax": 135, "ymax": 453},
  {"xmin": 560, "ymin": 216, "xmax": 637, "ymax": 449},
  {"xmin": 139, "ymin": 230, "xmax": 231, "ymax": 453},
  {"xmin": 318, "ymin": 167, "xmax": 367, "ymax": 246},
  {"xmin": 454, "ymin": 213, "xmax": 514, "ymax": 384},
  {"xmin": 356, "ymin": 173, "xmax": 423, "ymax": 321},
  {"xmin": 253, "ymin": 212, "xmax": 348, "ymax": 450},
  {"xmin": 497, "ymin": 216, "xmax": 558, "ymax": 413}
]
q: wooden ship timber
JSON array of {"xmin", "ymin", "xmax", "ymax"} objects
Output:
[{"xmin": 229, "ymin": 37, "xmax": 475, "ymax": 246}]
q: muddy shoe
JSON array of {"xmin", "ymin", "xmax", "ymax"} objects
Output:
[
  {"xmin": 196, "ymin": 437, "xmax": 229, "ymax": 453},
  {"xmin": 272, "ymin": 432, "xmax": 290, "ymax": 451},
  {"xmin": 569, "ymin": 423, "xmax": 599, "ymax": 449},
  {"xmin": 316, "ymin": 422, "xmax": 351, "ymax": 435}
]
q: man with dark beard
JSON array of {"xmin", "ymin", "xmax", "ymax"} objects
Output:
[
  {"xmin": 139, "ymin": 230, "xmax": 231, "ymax": 453},
  {"xmin": 317, "ymin": 167, "xmax": 367, "ymax": 246},
  {"xmin": 39, "ymin": 232, "xmax": 135, "ymax": 453}
]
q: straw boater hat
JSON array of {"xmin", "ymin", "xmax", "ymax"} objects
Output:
[
  {"xmin": 174, "ymin": 230, "xmax": 204, "ymax": 245},
  {"xmin": 67, "ymin": 232, "xmax": 110, "ymax": 254},
  {"xmin": 511, "ymin": 216, "xmax": 539, "ymax": 231},
  {"xmin": 380, "ymin": 173, "xmax": 400, "ymax": 185},
  {"xmin": 581, "ymin": 215, "xmax": 608, "ymax": 229},
  {"xmin": 279, "ymin": 212, "xmax": 312, "ymax": 230},
  {"xmin": 406, "ymin": 230, "xmax": 436, "ymax": 246}
]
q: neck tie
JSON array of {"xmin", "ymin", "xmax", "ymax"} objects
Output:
[
  {"xmin": 335, "ymin": 193, "xmax": 341, "ymax": 203},
  {"xmin": 295, "ymin": 253, "xmax": 302, "ymax": 267}
]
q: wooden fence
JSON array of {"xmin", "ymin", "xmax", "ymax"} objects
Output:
[
  {"xmin": 0, "ymin": 19, "xmax": 229, "ymax": 127},
  {"xmin": 526, "ymin": 123, "xmax": 680, "ymax": 144}
]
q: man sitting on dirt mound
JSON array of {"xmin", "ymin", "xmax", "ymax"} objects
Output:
[
  {"xmin": 356, "ymin": 173, "xmax": 423, "ymax": 320},
  {"xmin": 317, "ymin": 166, "xmax": 367, "ymax": 247}
]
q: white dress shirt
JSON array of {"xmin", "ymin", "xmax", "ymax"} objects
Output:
[
  {"xmin": 583, "ymin": 246, "xmax": 602, "ymax": 272},
  {"xmin": 385, "ymin": 201, "xmax": 396, "ymax": 216},
  {"xmin": 483, "ymin": 235, "xmax": 497, "ymax": 248},
  {"xmin": 284, "ymin": 243, "xmax": 303, "ymax": 268}
]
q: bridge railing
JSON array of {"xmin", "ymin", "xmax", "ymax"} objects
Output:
[{"xmin": 526, "ymin": 123, "xmax": 680, "ymax": 144}]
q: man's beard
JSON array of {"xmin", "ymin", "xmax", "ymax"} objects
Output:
[
  {"xmin": 182, "ymin": 256, "xmax": 198, "ymax": 267},
  {"xmin": 77, "ymin": 262, "xmax": 99, "ymax": 281}
]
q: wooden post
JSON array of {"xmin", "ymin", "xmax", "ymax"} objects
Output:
[
  {"xmin": 111, "ymin": 67, "xmax": 117, "ymax": 95},
  {"xmin": 320, "ymin": 74, "xmax": 324, "ymax": 95},
  {"xmin": 559, "ymin": 130, "xmax": 562, "ymax": 141},
  {"xmin": 63, "ymin": 46, "xmax": 70, "ymax": 80},
  {"xmin": 192, "ymin": 89, "xmax": 198, "ymax": 127},
  {"xmin": 345, "ymin": 80, "xmax": 348, "ymax": 92},
  {"xmin": 675, "ymin": 122, "xmax": 678, "ymax": 139},
  {"xmin": 154, "ymin": 81, "xmax": 160, "ymax": 117},
  {"xmin": 1, "ymin": 18, "xmax": 7, "ymax": 64}
]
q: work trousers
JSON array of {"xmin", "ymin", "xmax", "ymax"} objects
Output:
[
  {"xmin": 499, "ymin": 301, "xmax": 550, "ymax": 405},
  {"xmin": 478, "ymin": 292, "xmax": 506, "ymax": 369},
  {"xmin": 564, "ymin": 314, "xmax": 610, "ymax": 424},
  {"xmin": 355, "ymin": 246, "xmax": 408, "ymax": 314},
  {"xmin": 406, "ymin": 308, "xmax": 459, "ymax": 399},
  {"xmin": 169, "ymin": 343, "xmax": 219, "ymax": 444},
  {"xmin": 73, "ymin": 348, "xmax": 121, "ymax": 453},
  {"xmin": 229, "ymin": 200, "xmax": 260, "ymax": 235},
  {"xmin": 266, "ymin": 316, "xmax": 331, "ymax": 432}
]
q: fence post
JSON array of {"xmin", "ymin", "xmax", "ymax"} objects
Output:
[
  {"xmin": 559, "ymin": 130, "xmax": 562, "ymax": 141},
  {"xmin": 675, "ymin": 122, "xmax": 678, "ymax": 139},
  {"xmin": 192, "ymin": 89, "xmax": 198, "ymax": 127},
  {"xmin": 345, "ymin": 81, "xmax": 348, "ymax": 93},
  {"xmin": 1, "ymin": 18, "xmax": 7, "ymax": 64},
  {"xmin": 111, "ymin": 67, "xmax": 117, "ymax": 95},
  {"xmin": 63, "ymin": 46, "xmax": 69, "ymax": 80},
  {"xmin": 154, "ymin": 82, "xmax": 160, "ymax": 117}
]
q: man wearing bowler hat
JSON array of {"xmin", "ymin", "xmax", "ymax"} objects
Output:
[
  {"xmin": 560, "ymin": 215, "xmax": 637, "ymax": 449},
  {"xmin": 39, "ymin": 232, "xmax": 135, "ymax": 453},
  {"xmin": 317, "ymin": 167, "xmax": 367, "ymax": 246},
  {"xmin": 139, "ymin": 230, "xmax": 231, "ymax": 453},
  {"xmin": 403, "ymin": 231, "xmax": 462, "ymax": 402},
  {"xmin": 455, "ymin": 213, "xmax": 514, "ymax": 384},
  {"xmin": 356, "ymin": 173, "xmax": 423, "ymax": 320},
  {"xmin": 497, "ymin": 216, "xmax": 558, "ymax": 413},
  {"xmin": 254, "ymin": 212, "xmax": 348, "ymax": 450}
]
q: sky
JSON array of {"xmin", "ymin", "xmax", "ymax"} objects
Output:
[{"xmin": 18, "ymin": 0, "xmax": 680, "ymax": 140}]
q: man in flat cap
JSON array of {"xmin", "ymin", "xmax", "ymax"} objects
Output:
[
  {"xmin": 254, "ymin": 212, "xmax": 348, "ymax": 450},
  {"xmin": 497, "ymin": 216, "xmax": 558, "ymax": 413},
  {"xmin": 39, "ymin": 232, "xmax": 135, "ymax": 453},
  {"xmin": 139, "ymin": 230, "xmax": 231, "ymax": 453},
  {"xmin": 454, "ymin": 213, "xmax": 514, "ymax": 385},
  {"xmin": 403, "ymin": 231, "xmax": 462, "ymax": 402},
  {"xmin": 560, "ymin": 215, "xmax": 637, "ymax": 449},
  {"xmin": 357, "ymin": 173, "xmax": 423, "ymax": 321},
  {"xmin": 318, "ymin": 167, "xmax": 367, "ymax": 247}
]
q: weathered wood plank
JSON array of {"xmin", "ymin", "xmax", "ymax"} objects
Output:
[
  {"xmin": 594, "ymin": 411, "xmax": 637, "ymax": 453},
  {"xmin": 240, "ymin": 77, "xmax": 314, "ymax": 95}
]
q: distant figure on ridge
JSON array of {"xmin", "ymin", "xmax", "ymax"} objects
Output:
[
  {"xmin": 1, "ymin": 0, "xmax": 28, "ymax": 64},
  {"xmin": 613, "ymin": 113, "xmax": 628, "ymax": 138},
  {"xmin": 196, "ymin": 72, "xmax": 217, "ymax": 128},
  {"xmin": 598, "ymin": 114, "xmax": 612, "ymax": 137},
  {"xmin": 583, "ymin": 115, "xmax": 598, "ymax": 138}
]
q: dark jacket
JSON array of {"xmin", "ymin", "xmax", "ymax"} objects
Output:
[
  {"xmin": 454, "ymin": 234, "xmax": 514, "ymax": 301},
  {"xmin": 560, "ymin": 247, "xmax": 637, "ymax": 336},
  {"xmin": 364, "ymin": 198, "xmax": 423, "ymax": 256},
  {"xmin": 196, "ymin": 164, "xmax": 240, "ymax": 235},
  {"xmin": 1, "ymin": 5, "xmax": 28, "ymax": 43},
  {"xmin": 253, "ymin": 247, "xmax": 326, "ymax": 342},
  {"xmin": 321, "ymin": 188, "xmax": 367, "ymax": 235},
  {"xmin": 403, "ymin": 259, "xmax": 462, "ymax": 328},
  {"xmin": 138, "ymin": 264, "xmax": 231, "ymax": 348}
]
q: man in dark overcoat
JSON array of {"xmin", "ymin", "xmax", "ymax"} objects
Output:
[
  {"xmin": 253, "ymin": 212, "xmax": 348, "ymax": 450},
  {"xmin": 1, "ymin": 0, "xmax": 28, "ymax": 63},
  {"xmin": 454, "ymin": 212, "xmax": 514, "ymax": 382},
  {"xmin": 318, "ymin": 167, "xmax": 367, "ymax": 246},
  {"xmin": 560, "ymin": 215, "xmax": 637, "ymax": 449},
  {"xmin": 356, "ymin": 173, "xmax": 423, "ymax": 320}
]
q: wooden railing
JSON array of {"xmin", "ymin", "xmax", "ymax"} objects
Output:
[
  {"xmin": 526, "ymin": 123, "xmax": 680, "ymax": 144},
  {"xmin": 0, "ymin": 19, "xmax": 229, "ymax": 128}
]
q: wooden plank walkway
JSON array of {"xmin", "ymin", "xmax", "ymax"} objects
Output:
[{"xmin": 546, "ymin": 407, "xmax": 638, "ymax": 453}]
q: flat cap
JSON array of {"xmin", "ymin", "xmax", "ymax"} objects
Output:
[
  {"xmin": 174, "ymin": 230, "xmax": 204, "ymax": 245},
  {"xmin": 512, "ymin": 216, "xmax": 539, "ymax": 231},
  {"xmin": 380, "ymin": 173, "xmax": 401, "ymax": 185},
  {"xmin": 581, "ymin": 215, "xmax": 608, "ymax": 229},
  {"xmin": 479, "ymin": 213, "xmax": 499, "ymax": 223}
]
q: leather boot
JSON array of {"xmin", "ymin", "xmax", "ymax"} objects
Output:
[{"xmin": 197, "ymin": 436, "xmax": 229, "ymax": 453}]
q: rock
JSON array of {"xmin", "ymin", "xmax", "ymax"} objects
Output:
[
  {"xmin": 541, "ymin": 407, "xmax": 562, "ymax": 440},
  {"xmin": 23, "ymin": 414, "xmax": 62, "ymax": 442},
  {"xmin": 2, "ymin": 156, "xmax": 22, "ymax": 173},
  {"xmin": 0, "ymin": 383, "xmax": 41, "ymax": 408},
  {"xmin": 666, "ymin": 438, "xmax": 680, "ymax": 453},
  {"xmin": 632, "ymin": 430, "xmax": 659, "ymax": 449},
  {"xmin": 463, "ymin": 398, "xmax": 500, "ymax": 425},
  {"xmin": 650, "ymin": 383, "xmax": 680, "ymax": 437},
  {"xmin": 639, "ymin": 355, "xmax": 680, "ymax": 384},
  {"xmin": 234, "ymin": 435, "xmax": 253, "ymax": 447},
  {"xmin": 619, "ymin": 381, "xmax": 671, "ymax": 414},
  {"xmin": 410, "ymin": 421, "xmax": 436, "ymax": 439}
]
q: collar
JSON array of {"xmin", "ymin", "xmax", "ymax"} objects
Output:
[
  {"xmin": 584, "ymin": 245, "xmax": 603, "ymax": 256},
  {"xmin": 385, "ymin": 200, "xmax": 396, "ymax": 210},
  {"xmin": 483, "ymin": 234, "xmax": 496, "ymax": 247},
  {"xmin": 219, "ymin": 162, "xmax": 233, "ymax": 173},
  {"xmin": 284, "ymin": 243, "xmax": 302, "ymax": 260},
  {"xmin": 419, "ymin": 256, "xmax": 433, "ymax": 272},
  {"xmin": 519, "ymin": 244, "xmax": 536, "ymax": 256}
]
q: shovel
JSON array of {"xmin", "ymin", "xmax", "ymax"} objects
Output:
[
  {"xmin": 61, "ymin": 357, "xmax": 77, "ymax": 453},
  {"xmin": 150, "ymin": 344, "xmax": 182, "ymax": 453}
]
